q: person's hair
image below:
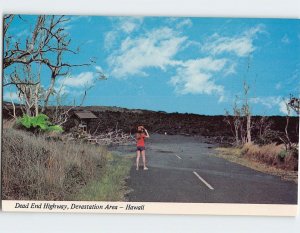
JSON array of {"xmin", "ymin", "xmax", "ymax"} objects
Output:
[{"xmin": 136, "ymin": 126, "xmax": 144, "ymax": 139}]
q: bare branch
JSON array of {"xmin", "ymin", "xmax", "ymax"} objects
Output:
[
  {"xmin": 3, "ymin": 15, "xmax": 15, "ymax": 37},
  {"xmin": 3, "ymin": 81, "xmax": 39, "ymax": 87}
]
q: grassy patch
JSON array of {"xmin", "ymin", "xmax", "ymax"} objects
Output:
[
  {"xmin": 241, "ymin": 143, "xmax": 298, "ymax": 171},
  {"xmin": 215, "ymin": 147, "xmax": 298, "ymax": 183},
  {"xmin": 73, "ymin": 153, "xmax": 132, "ymax": 201},
  {"xmin": 2, "ymin": 128, "xmax": 109, "ymax": 200}
]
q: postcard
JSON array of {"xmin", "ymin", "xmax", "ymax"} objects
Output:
[{"xmin": 1, "ymin": 14, "xmax": 299, "ymax": 216}]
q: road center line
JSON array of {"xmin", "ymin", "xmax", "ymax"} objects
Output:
[
  {"xmin": 193, "ymin": 171, "xmax": 214, "ymax": 190},
  {"xmin": 174, "ymin": 154, "xmax": 182, "ymax": 160}
]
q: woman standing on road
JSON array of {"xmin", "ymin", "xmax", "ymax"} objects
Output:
[{"xmin": 136, "ymin": 126, "xmax": 150, "ymax": 170}]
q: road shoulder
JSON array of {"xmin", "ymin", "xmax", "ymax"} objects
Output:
[{"xmin": 214, "ymin": 147, "xmax": 298, "ymax": 184}]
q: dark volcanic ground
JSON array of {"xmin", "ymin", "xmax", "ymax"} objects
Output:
[
  {"xmin": 110, "ymin": 134, "xmax": 298, "ymax": 204},
  {"xmin": 2, "ymin": 102, "xmax": 299, "ymax": 143}
]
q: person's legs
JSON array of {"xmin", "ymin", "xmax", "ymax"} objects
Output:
[
  {"xmin": 136, "ymin": 149, "xmax": 141, "ymax": 170},
  {"xmin": 142, "ymin": 150, "xmax": 148, "ymax": 170}
]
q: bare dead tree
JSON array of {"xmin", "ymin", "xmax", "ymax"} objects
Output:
[
  {"xmin": 242, "ymin": 81, "xmax": 252, "ymax": 143},
  {"xmin": 278, "ymin": 96, "xmax": 299, "ymax": 152},
  {"xmin": 288, "ymin": 95, "xmax": 300, "ymax": 115},
  {"xmin": 288, "ymin": 95, "xmax": 300, "ymax": 139},
  {"xmin": 239, "ymin": 115, "xmax": 247, "ymax": 145},
  {"xmin": 278, "ymin": 100, "xmax": 292, "ymax": 151},
  {"xmin": 49, "ymin": 78, "xmax": 75, "ymax": 126},
  {"xmin": 6, "ymin": 64, "xmax": 43, "ymax": 117},
  {"xmin": 224, "ymin": 83, "xmax": 253, "ymax": 146},
  {"xmin": 224, "ymin": 97, "xmax": 242, "ymax": 146},
  {"xmin": 224, "ymin": 56, "xmax": 254, "ymax": 146},
  {"xmin": 3, "ymin": 15, "xmax": 90, "ymax": 115},
  {"xmin": 254, "ymin": 116, "xmax": 274, "ymax": 144},
  {"xmin": 233, "ymin": 103, "xmax": 242, "ymax": 145}
]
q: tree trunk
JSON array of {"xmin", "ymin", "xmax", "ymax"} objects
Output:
[
  {"xmin": 42, "ymin": 75, "xmax": 56, "ymax": 112},
  {"xmin": 234, "ymin": 122, "xmax": 239, "ymax": 145},
  {"xmin": 285, "ymin": 116, "xmax": 291, "ymax": 150},
  {"xmin": 34, "ymin": 83, "xmax": 40, "ymax": 116},
  {"xmin": 235, "ymin": 129, "xmax": 239, "ymax": 145},
  {"xmin": 246, "ymin": 114, "xmax": 251, "ymax": 143}
]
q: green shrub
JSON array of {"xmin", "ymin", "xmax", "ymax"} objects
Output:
[
  {"xmin": 278, "ymin": 150, "xmax": 287, "ymax": 160},
  {"xmin": 17, "ymin": 114, "xmax": 63, "ymax": 133},
  {"xmin": 47, "ymin": 125, "xmax": 64, "ymax": 132}
]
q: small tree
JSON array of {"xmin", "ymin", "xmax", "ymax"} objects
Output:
[
  {"xmin": 241, "ymin": 81, "xmax": 252, "ymax": 144},
  {"xmin": 254, "ymin": 116, "xmax": 274, "ymax": 144},
  {"xmin": 288, "ymin": 95, "xmax": 300, "ymax": 115},
  {"xmin": 278, "ymin": 100, "xmax": 292, "ymax": 151},
  {"xmin": 224, "ymin": 55, "xmax": 254, "ymax": 146},
  {"xmin": 224, "ymin": 81, "xmax": 252, "ymax": 146},
  {"xmin": 278, "ymin": 96, "xmax": 300, "ymax": 151},
  {"xmin": 224, "ymin": 96, "xmax": 241, "ymax": 146},
  {"xmin": 4, "ymin": 63, "xmax": 44, "ymax": 117}
]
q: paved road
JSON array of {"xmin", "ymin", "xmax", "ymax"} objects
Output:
[{"xmin": 111, "ymin": 134, "xmax": 298, "ymax": 204}]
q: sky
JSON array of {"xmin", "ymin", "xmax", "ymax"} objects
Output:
[{"xmin": 3, "ymin": 15, "xmax": 300, "ymax": 115}]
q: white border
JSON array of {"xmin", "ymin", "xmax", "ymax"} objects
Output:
[
  {"xmin": 0, "ymin": 0, "xmax": 300, "ymax": 18},
  {"xmin": 2, "ymin": 201, "xmax": 298, "ymax": 216},
  {"xmin": 0, "ymin": 0, "xmax": 300, "ymax": 232}
]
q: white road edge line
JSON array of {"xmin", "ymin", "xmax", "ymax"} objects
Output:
[
  {"xmin": 175, "ymin": 154, "xmax": 182, "ymax": 160},
  {"xmin": 193, "ymin": 171, "xmax": 214, "ymax": 190}
]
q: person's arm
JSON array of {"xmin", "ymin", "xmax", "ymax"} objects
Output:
[{"xmin": 144, "ymin": 129, "xmax": 150, "ymax": 138}]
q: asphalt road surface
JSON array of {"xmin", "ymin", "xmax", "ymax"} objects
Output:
[{"xmin": 111, "ymin": 134, "xmax": 298, "ymax": 204}]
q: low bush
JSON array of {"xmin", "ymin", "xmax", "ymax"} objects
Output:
[
  {"xmin": 16, "ymin": 114, "xmax": 63, "ymax": 133},
  {"xmin": 241, "ymin": 142, "xmax": 298, "ymax": 171},
  {"xmin": 2, "ymin": 128, "xmax": 109, "ymax": 200}
]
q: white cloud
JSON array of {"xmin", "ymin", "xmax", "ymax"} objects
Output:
[
  {"xmin": 224, "ymin": 62, "xmax": 237, "ymax": 76},
  {"xmin": 165, "ymin": 18, "xmax": 192, "ymax": 29},
  {"xmin": 57, "ymin": 72, "xmax": 96, "ymax": 89},
  {"xmin": 244, "ymin": 25, "xmax": 265, "ymax": 37},
  {"xmin": 250, "ymin": 96, "xmax": 292, "ymax": 115},
  {"xmin": 54, "ymin": 85, "xmax": 70, "ymax": 96},
  {"xmin": 104, "ymin": 17, "xmax": 144, "ymax": 50},
  {"xmin": 279, "ymin": 100, "xmax": 289, "ymax": 115},
  {"xmin": 202, "ymin": 25, "xmax": 265, "ymax": 57},
  {"xmin": 179, "ymin": 24, "xmax": 266, "ymax": 100},
  {"xmin": 281, "ymin": 34, "xmax": 290, "ymax": 44},
  {"xmin": 250, "ymin": 96, "xmax": 281, "ymax": 108},
  {"xmin": 95, "ymin": 65, "xmax": 103, "ymax": 72},
  {"xmin": 63, "ymin": 16, "xmax": 92, "ymax": 30},
  {"xmin": 176, "ymin": 19, "xmax": 193, "ymax": 29},
  {"xmin": 3, "ymin": 91, "xmax": 19, "ymax": 102},
  {"xmin": 170, "ymin": 57, "xmax": 226, "ymax": 98},
  {"xmin": 104, "ymin": 31, "xmax": 118, "ymax": 50},
  {"xmin": 119, "ymin": 17, "xmax": 143, "ymax": 33},
  {"xmin": 105, "ymin": 21, "xmax": 267, "ymax": 103},
  {"xmin": 56, "ymin": 66, "xmax": 105, "ymax": 95},
  {"xmin": 206, "ymin": 37, "xmax": 254, "ymax": 57},
  {"xmin": 108, "ymin": 27, "xmax": 187, "ymax": 78}
]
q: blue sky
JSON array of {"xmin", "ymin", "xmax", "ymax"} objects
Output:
[{"xmin": 3, "ymin": 15, "xmax": 300, "ymax": 115}]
